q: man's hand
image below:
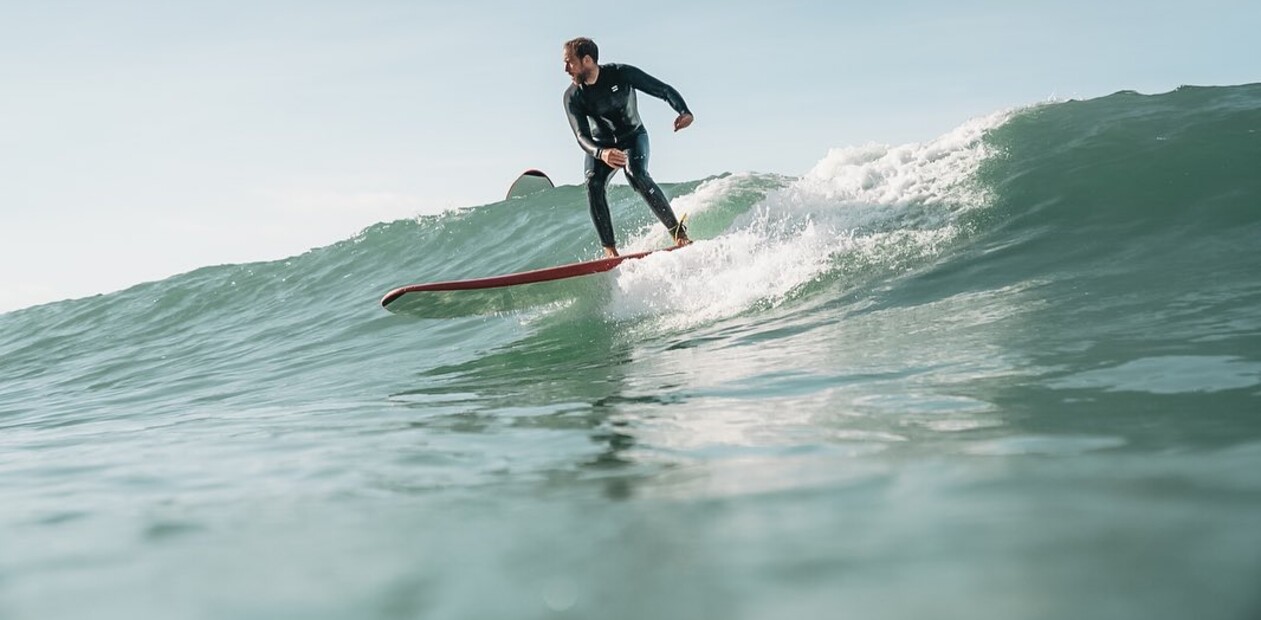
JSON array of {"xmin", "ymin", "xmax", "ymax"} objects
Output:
[
  {"xmin": 674, "ymin": 113, "xmax": 694, "ymax": 132},
  {"xmin": 600, "ymin": 148, "xmax": 628, "ymax": 168}
]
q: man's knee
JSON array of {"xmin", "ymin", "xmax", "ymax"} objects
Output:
[
  {"xmin": 625, "ymin": 161, "xmax": 654, "ymax": 188},
  {"xmin": 585, "ymin": 170, "xmax": 607, "ymax": 193}
]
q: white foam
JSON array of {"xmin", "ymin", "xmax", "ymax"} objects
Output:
[
  {"xmin": 609, "ymin": 223, "xmax": 834, "ymax": 326},
  {"xmin": 606, "ymin": 110, "xmax": 1016, "ymax": 331},
  {"xmin": 774, "ymin": 108, "xmax": 1011, "ymax": 229}
]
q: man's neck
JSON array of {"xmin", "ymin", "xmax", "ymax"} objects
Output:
[{"xmin": 585, "ymin": 64, "xmax": 600, "ymax": 86}]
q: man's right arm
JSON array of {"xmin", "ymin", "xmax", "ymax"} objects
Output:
[{"xmin": 564, "ymin": 92, "xmax": 603, "ymax": 160}]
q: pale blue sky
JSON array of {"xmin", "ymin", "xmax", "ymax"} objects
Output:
[{"xmin": 1, "ymin": 0, "xmax": 1256, "ymax": 311}]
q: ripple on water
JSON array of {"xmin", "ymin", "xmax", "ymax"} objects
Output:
[
  {"xmin": 851, "ymin": 392, "xmax": 1002, "ymax": 433},
  {"xmin": 1048, "ymin": 356, "xmax": 1261, "ymax": 394},
  {"xmin": 962, "ymin": 435, "xmax": 1127, "ymax": 456}
]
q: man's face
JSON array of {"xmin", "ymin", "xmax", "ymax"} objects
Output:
[{"xmin": 563, "ymin": 50, "xmax": 592, "ymax": 85}]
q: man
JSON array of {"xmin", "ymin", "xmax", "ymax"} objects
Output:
[{"xmin": 562, "ymin": 37, "xmax": 694, "ymax": 258}]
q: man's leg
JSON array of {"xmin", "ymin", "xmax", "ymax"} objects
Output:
[
  {"xmin": 623, "ymin": 132, "xmax": 689, "ymax": 244},
  {"xmin": 584, "ymin": 154, "xmax": 619, "ymax": 254}
]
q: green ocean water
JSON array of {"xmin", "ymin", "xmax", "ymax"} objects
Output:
[{"xmin": 2, "ymin": 84, "xmax": 1260, "ymax": 619}]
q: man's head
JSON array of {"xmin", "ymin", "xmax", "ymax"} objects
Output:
[{"xmin": 563, "ymin": 37, "xmax": 599, "ymax": 85}]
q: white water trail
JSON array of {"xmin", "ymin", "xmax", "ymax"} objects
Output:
[{"xmin": 607, "ymin": 110, "xmax": 1015, "ymax": 331}]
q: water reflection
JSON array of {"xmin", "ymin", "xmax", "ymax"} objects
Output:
[{"xmin": 388, "ymin": 312, "xmax": 675, "ymax": 498}]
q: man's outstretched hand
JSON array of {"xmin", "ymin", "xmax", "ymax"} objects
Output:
[{"xmin": 674, "ymin": 113, "xmax": 694, "ymax": 132}]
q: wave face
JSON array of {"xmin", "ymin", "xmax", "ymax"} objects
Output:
[{"xmin": 2, "ymin": 84, "xmax": 1260, "ymax": 620}]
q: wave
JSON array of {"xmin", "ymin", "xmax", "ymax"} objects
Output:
[{"xmin": 3, "ymin": 83, "xmax": 1259, "ymax": 375}]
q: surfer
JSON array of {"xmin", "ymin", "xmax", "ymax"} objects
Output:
[{"xmin": 562, "ymin": 37, "xmax": 694, "ymax": 258}]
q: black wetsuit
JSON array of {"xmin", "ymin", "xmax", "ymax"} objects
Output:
[{"xmin": 564, "ymin": 63, "xmax": 691, "ymax": 248}]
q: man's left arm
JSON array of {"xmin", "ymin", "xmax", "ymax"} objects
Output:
[{"xmin": 624, "ymin": 65, "xmax": 694, "ymax": 131}]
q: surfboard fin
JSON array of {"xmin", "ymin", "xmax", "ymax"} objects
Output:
[{"xmin": 671, "ymin": 213, "xmax": 691, "ymax": 245}]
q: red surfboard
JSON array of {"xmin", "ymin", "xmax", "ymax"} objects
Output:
[{"xmin": 381, "ymin": 247, "xmax": 679, "ymax": 317}]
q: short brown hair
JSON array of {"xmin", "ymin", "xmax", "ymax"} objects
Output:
[{"xmin": 564, "ymin": 37, "xmax": 599, "ymax": 63}]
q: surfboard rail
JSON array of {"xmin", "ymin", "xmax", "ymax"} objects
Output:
[{"xmin": 380, "ymin": 247, "xmax": 673, "ymax": 309}]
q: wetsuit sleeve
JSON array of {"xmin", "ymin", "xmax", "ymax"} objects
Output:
[
  {"xmin": 564, "ymin": 93, "xmax": 603, "ymax": 159},
  {"xmin": 623, "ymin": 65, "xmax": 691, "ymax": 116}
]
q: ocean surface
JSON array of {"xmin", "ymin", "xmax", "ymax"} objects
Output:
[{"xmin": 2, "ymin": 84, "xmax": 1260, "ymax": 619}]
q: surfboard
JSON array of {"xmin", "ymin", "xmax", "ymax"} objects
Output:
[{"xmin": 381, "ymin": 246, "xmax": 679, "ymax": 317}]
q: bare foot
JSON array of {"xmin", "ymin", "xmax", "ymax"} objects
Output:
[
  {"xmin": 674, "ymin": 234, "xmax": 693, "ymax": 247},
  {"xmin": 603, "ymin": 246, "xmax": 620, "ymax": 258}
]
